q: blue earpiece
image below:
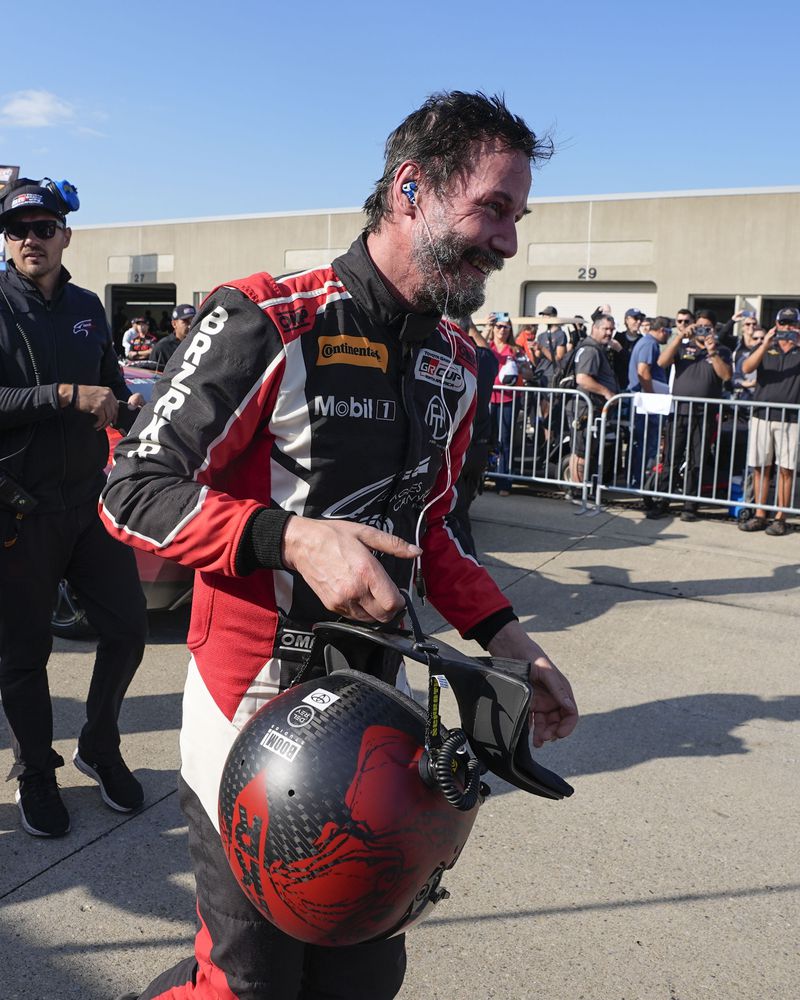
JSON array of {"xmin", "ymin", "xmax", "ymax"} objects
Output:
[{"xmin": 401, "ymin": 180, "xmax": 418, "ymax": 205}]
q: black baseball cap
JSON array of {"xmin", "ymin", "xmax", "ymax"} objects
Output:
[
  {"xmin": 0, "ymin": 178, "xmax": 66, "ymax": 226},
  {"xmin": 172, "ymin": 303, "xmax": 196, "ymax": 321},
  {"xmin": 538, "ymin": 305, "xmax": 558, "ymax": 317},
  {"xmin": 625, "ymin": 308, "xmax": 645, "ymax": 320},
  {"xmin": 776, "ymin": 307, "xmax": 800, "ymax": 326}
]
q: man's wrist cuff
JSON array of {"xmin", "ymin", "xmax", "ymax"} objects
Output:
[
  {"xmin": 235, "ymin": 507, "xmax": 295, "ymax": 575},
  {"xmin": 464, "ymin": 607, "xmax": 518, "ymax": 649}
]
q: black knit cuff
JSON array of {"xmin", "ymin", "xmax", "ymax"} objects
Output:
[
  {"xmin": 235, "ymin": 507, "xmax": 295, "ymax": 575},
  {"xmin": 463, "ymin": 607, "xmax": 518, "ymax": 649}
]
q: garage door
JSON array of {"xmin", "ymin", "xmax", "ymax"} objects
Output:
[{"xmin": 523, "ymin": 281, "xmax": 658, "ymax": 321}]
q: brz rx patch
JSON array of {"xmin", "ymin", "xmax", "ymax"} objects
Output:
[
  {"xmin": 260, "ymin": 728, "xmax": 302, "ymax": 762},
  {"xmin": 287, "ymin": 705, "xmax": 315, "ymax": 728},
  {"xmin": 301, "ymin": 689, "xmax": 340, "ymax": 711}
]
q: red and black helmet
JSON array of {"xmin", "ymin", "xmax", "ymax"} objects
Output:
[
  {"xmin": 218, "ymin": 666, "xmax": 478, "ymax": 947},
  {"xmin": 218, "ymin": 619, "xmax": 573, "ymax": 947}
]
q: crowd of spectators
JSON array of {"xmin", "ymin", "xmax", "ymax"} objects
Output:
[
  {"xmin": 114, "ymin": 304, "xmax": 196, "ymax": 368},
  {"xmin": 461, "ymin": 303, "xmax": 800, "ymax": 534}
]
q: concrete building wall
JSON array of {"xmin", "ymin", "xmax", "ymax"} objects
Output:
[{"xmin": 65, "ymin": 187, "xmax": 800, "ymax": 325}]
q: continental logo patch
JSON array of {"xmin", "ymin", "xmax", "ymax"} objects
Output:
[{"xmin": 317, "ymin": 335, "xmax": 388, "ymax": 372}]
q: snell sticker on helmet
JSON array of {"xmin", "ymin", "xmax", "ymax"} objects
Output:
[
  {"xmin": 260, "ymin": 728, "xmax": 302, "ymax": 762},
  {"xmin": 301, "ymin": 689, "xmax": 340, "ymax": 711},
  {"xmin": 316, "ymin": 335, "xmax": 388, "ymax": 372},
  {"xmin": 287, "ymin": 705, "xmax": 315, "ymax": 728}
]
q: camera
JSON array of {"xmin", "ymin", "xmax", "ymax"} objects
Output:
[{"xmin": 0, "ymin": 470, "xmax": 37, "ymax": 514}]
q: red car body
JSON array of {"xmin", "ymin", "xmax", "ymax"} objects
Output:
[{"xmin": 111, "ymin": 365, "xmax": 194, "ymax": 611}]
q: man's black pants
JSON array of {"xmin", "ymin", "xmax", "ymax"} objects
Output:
[
  {"xmin": 669, "ymin": 411, "xmax": 713, "ymax": 499},
  {"xmin": 137, "ymin": 778, "xmax": 407, "ymax": 1000},
  {"xmin": 0, "ymin": 500, "xmax": 146, "ymax": 776}
]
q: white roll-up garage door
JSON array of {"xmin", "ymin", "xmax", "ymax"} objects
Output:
[{"xmin": 524, "ymin": 281, "xmax": 658, "ymax": 321}]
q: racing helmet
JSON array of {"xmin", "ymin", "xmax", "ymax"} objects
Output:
[
  {"xmin": 218, "ymin": 617, "xmax": 573, "ymax": 948},
  {"xmin": 218, "ymin": 664, "xmax": 479, "ymax": 947}
]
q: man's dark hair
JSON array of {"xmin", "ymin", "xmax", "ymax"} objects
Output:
[
  {"xmin": 696, "ymin": 309, "xmax": 717, "ymax": 326},
  {"xmin": 676, "ymin": 308, "xmax": 695, "ymax": 320},
  {"xmin": 592, "ymin": 314, "xmax": 615, "ymax": 331},
  {"xmin": 650, "ymin": 316, "xmax": 671, "ymax": 331},
  {"xmin": 363, "ymin": 91, "xmax": 551, "ymax": 233}
]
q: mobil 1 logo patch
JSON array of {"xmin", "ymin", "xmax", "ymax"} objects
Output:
[
  {"xmin": 301, "ymin": 688, "xmax": 341, "ymax": 711},
  {"xmin": 287, "ymin": 704, "xmax": 315, "ymax": 728},
  {"xmin": 415, "ymin": 349, "xmax": 465, "ymax": 391},
  {"xmin": 314, "ymin": 395, "xmax": 396, "ymax": 421},
  {"xmin": 260, "ymin": 728, "xmax": 302, "ymax": 762}
]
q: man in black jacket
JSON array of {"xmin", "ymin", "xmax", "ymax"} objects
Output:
[
  {"xmin": 150, "ymin": 303, "xmax": 196, "ymax": 371},
  {"xmin": 0, "ymin": 177, "xmax": 147, "ymax": 838}
]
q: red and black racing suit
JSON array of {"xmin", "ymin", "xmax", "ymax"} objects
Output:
[{"xmin": 100, "ymin": 234, "xmax": 516, "ymax": 1000}]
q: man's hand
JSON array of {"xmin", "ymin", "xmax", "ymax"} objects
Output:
[
  {"xmin": 281, "ymin": 516, "xmax": 421, "ymax": 623},
  {"xmin": 71, "ymin": 385, "xmax": 119, "ymax": 430},
  {"xmin": 126, "ymin": 392, "xmax": 146, "ymax": 409},
  {"xmin": 486, "ymin": 620, "xmax": 578, "ymax": 748}
]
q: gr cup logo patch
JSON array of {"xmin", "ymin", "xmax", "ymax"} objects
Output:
[
  {"xmin": 317, "ymin": 335, "xmax": 388, "ymax": 373},
  {"xmin": 416, "ymin": 349, "xmax": 465, "ymax": 391}
]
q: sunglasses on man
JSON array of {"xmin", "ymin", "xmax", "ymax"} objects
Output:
[{"xmin": 4, "ymin": 219, "xmax": 65, "ymax": 241}]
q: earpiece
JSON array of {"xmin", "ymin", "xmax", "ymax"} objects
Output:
[{"xmin": 401, "ymin": 180, "xmax": 418, "ymax": 206}]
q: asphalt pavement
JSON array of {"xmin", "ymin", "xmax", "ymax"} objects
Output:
[{"xmin": 1, "ymin": 491, "xmax": 798, "ymax": 1000}]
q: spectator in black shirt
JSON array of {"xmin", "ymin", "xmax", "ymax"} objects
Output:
[
  {"xmin": 611, "ymin": 307, "xmax": 644, "ymax": 389},
  {"xmin": 738, "ymin": 308, "xmax": 800, "ymax": 535},
  {"xmin": 657, "ymin": 309, "xmax": 732, "ymax": 520},
  {"xmin": 150, "ymin": 303, "xmax": 196, "ymax": 371}
]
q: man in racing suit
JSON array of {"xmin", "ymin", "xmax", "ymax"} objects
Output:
[
  {"xmin": 101, "ymin": 91, "xmax": 578, "ymax": 1000},
  {"xmin": 0, "ymin": 178, "xmax": 147, "ymax": 839}
]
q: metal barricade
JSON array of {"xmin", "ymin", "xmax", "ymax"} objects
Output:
[
  {"xmin": 594, "ymin": 392, "xmax": 800, "ymax": 518},
  {"xmin": 488, "ymin": 384, "xmax": 596, "ymax": 506}
]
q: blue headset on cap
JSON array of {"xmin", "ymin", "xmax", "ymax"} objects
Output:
[
  {"xmin": 41, "ymin": 178, "xmax": 80, "ymax": 214},
  {"xmin": 0, "ymin": 177, "xmax": 80, "ymax": 221}
]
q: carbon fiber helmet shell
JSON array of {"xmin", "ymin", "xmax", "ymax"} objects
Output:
[{"xmin": 218, "ymin": 669, "xmax": 479, "ymax": 947}]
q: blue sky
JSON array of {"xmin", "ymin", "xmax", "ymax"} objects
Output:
[{"xmin": 1, "ymin": 0, "xmax": 797, "ymax": 226}]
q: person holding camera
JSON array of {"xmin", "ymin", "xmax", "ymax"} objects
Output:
[
  {"xmin": 655, "ymin": 309, "xmax": 733, "ymax": 520},
  {"xmin": 0, "ymin": 178, "xmax": 147, "ymax": 838},
  {"xmin": 738, "ymin": 308, "xmax": 800, "ymax": 535}
]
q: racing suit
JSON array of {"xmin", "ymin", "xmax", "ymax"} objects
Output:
[
  {"xmin": 100, "ymin": 234, "xmax": 516, "ymax": 999},
  {"xmin": 0, "ymin": 261, "xmax": 146, "ymax": 778}
]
